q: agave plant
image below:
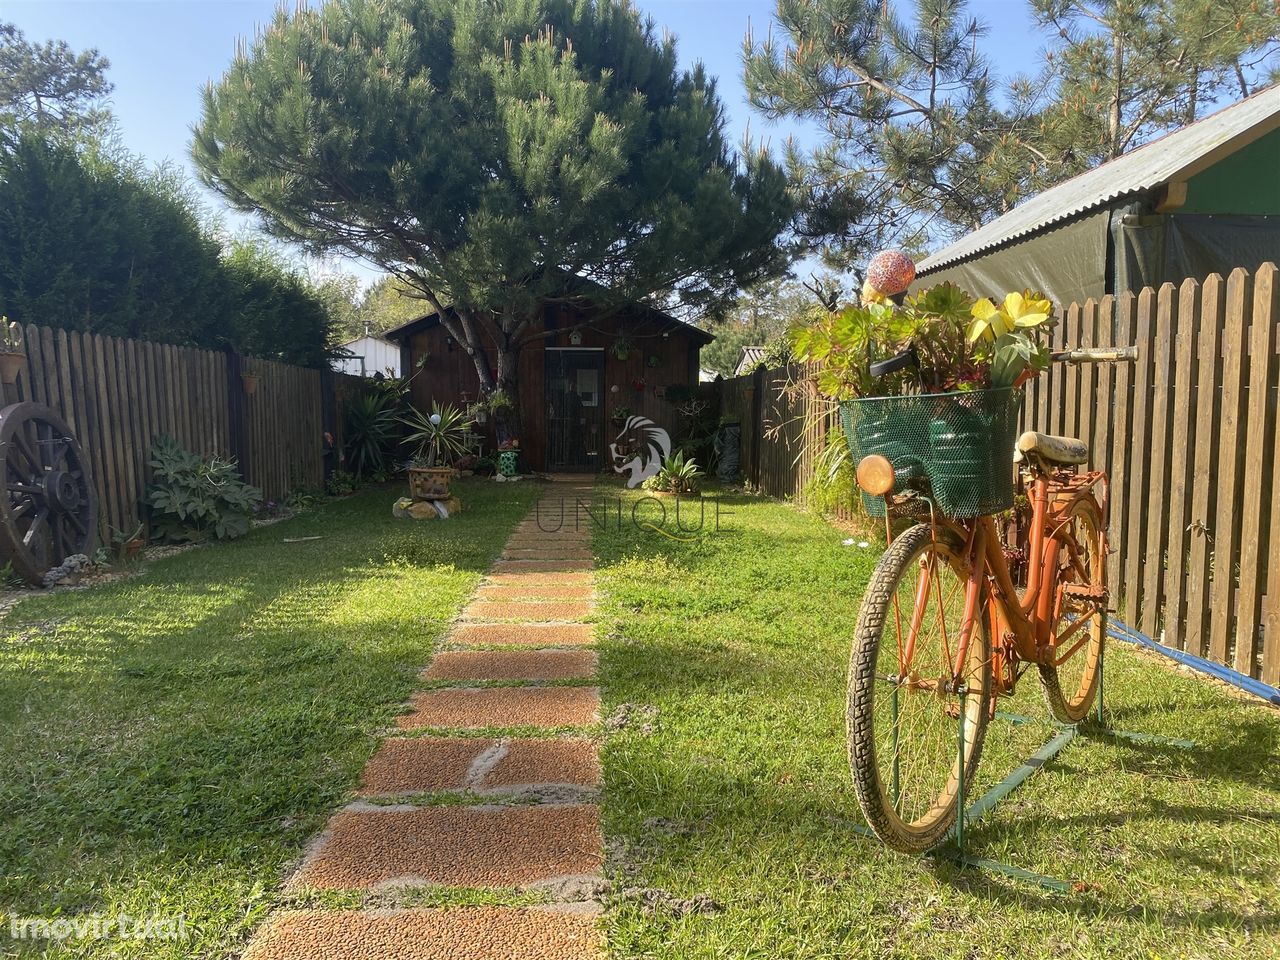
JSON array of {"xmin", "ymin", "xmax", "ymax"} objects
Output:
[
  {"xmin": 402, "ymin": 403, "xmax": 474, "ymax": 467},
  {"xmin": 642, "ymin": 451, "xmax": 705, "ymax": 495}
]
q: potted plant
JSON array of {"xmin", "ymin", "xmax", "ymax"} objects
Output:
[
  {"xmin": 401, "ymin": 403, "xmax": 474, "ymax": 500},
  {"xmin": 612, "ymin": 337, "xmax": 632, "ymax": 361},
  {"xmin": 611, "ymin": 403, "xmax": 631, "ymax": 426},
  {"xmin": 0, "ymin": 319, "xmax": 25, "ymax": 386},
  {"xmin": 641, "ymin": 451, "xmax": 704, "ymax": 497}
]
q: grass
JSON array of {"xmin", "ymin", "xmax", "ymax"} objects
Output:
[
  {"xmin": 0, "ymin": 478, "xmax": 539, "ymax": 959},
  {"xmin": 593, "ymin": 482, "xmax": 1280, "ymax": 959}
]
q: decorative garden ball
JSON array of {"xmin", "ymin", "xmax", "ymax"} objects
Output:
[
  {"xmin": 866, "ymin": 250, "xmax": 916, "ymax": 296},
  {"xmin": 430, "ymin": 413, "xmax": 441, "ymax": 425}
]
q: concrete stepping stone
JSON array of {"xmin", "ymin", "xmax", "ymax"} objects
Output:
[
  {"xmin": 502, "ymin": 547, "xmax": 594, "ymax": 560},
  {"xmin": 359, "ymin": 737, "xmax": 601, "ymax": 795},
  {"xmin": 291, "ymin": 804, "xmax": 603, "ymax": 891},
  {"xmin": 492, "ymin": 559, "xmax": 593, "ymax": 573},
  {"xmin": 424, "ymin": 650, "xmax": 598, "ymax": 681},
  {"xmin": 359, "ymin": 738, "xmax": 489, "ymax": 794},
  {"xmin": 485, "ymin": 571, "xmax": 594, "ymax": 587},
  {"xmin": 463, "ymin": 600, "xmax": 592, "ymax": 622},
  {"xmin": 398, "ymin": 687, "xmax": 600, "ymax": 729},
  {"xmin": 476, "ymin": 584, "xmax": 593, "ymax": 601},
  {"xmin": 242, "ymin": 908, "xmax": 601, "ymax": 960},
  {"xmin": 451, "ymin": 623, "xmax": 595, "ymax": 647},
  {"xmin": 251, "ymin": 908, "xmax": 601, "ymax": 960}
]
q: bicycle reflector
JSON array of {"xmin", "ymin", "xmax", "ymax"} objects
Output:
[{"xmin": 856, "ymin": 454, "xmax": 896, "ymax": 497}]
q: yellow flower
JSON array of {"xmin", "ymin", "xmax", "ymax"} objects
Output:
[{"xmin": 967, "ymin": 292, "xmax": 1051, "ymax": 342}]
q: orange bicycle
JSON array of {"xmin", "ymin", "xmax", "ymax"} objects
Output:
[{"xmin": 845, "ymin": 345, "xmax": 1137, "ymax": 854}]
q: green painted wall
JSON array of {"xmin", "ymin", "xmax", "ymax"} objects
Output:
[{"xmin": 1180, "ymin": 128, "xmax": 1280, "ymax": 214}]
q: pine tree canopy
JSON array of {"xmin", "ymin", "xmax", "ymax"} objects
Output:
[
  {"xmin": 193, "ymin": 0, "xmax": 794, "ymax": 422},
  {"xmin": 744, "ymin": 0, "xmax": 1280, "ymax": 270}
]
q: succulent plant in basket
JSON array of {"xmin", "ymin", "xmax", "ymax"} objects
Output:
[
  {"xmin": 787, "ymin": 252, "xmax": 1056, "ymax": 517},
  {"xmin": 401, "ymin": 403, "xmax": 474, "ymax": 499}
]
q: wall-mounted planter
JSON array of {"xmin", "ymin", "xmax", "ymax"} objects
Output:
[
  {"xmin": 242, "ymin": 372, "xmax": 260, "ymax": 396},
  {"xmin": 0, "ymin": 351, "xmax": 25, "ymax": 385}
]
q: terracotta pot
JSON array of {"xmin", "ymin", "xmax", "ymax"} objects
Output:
[
  {"xmin": 408, "ymin": 466, "xmax": 454, "ymax": 500},
  {"xmin": 242, "ymin": 372, "xmax": 260, "ymax": 396},
  {"xmin": 0, "ymin": 351, "xmax": 25, "ymax": 385}
]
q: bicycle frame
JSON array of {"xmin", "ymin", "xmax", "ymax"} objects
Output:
[{"xmin": 890, "ymin": 466, "xmax": 1109, "ymax": 703}]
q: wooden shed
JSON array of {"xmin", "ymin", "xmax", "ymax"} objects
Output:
[{"xmin": 384, "ymin": 295, "xmax": 712, "ymax": 474}]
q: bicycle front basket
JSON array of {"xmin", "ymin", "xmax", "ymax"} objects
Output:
[{"xmin": 839, "ymin": 387, "xmax": 1023, "ymax": 518}]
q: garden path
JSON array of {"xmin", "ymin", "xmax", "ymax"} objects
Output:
[{"xmin": 242, "ymin": 481, "xmax": 604, "ymax": 959}]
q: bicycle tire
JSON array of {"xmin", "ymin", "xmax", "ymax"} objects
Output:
[
  {"xmin": 1039, "ymin": 497, "xmax": 1106, "ymax": 723},
  {"xmin": 848, "ymin": 523, "xmax": 992, "ymax": 853}
]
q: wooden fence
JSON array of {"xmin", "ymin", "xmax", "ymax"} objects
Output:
[
  {"xmin": 0, "ymin": 323, "xmax": 356, "ymax": 543},
  {"xmin": 712, "ymin": 262, "xmax": 1280, "ymax": 683}
]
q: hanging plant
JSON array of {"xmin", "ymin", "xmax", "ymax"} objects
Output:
[
  {"xmin": 612, "ymin": 337, "xmax": 632, "ymax": 361},
  {"xmin": 646, "ymin": 354, "xmax": 661, "ymax": 368}
]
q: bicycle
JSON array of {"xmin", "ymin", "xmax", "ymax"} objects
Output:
[{"xmin": 845, "ymin": 345, "xmax": 1138, "ymax": 854}]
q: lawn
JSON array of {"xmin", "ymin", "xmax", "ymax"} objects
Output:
[
  {"xmin": 0, "ymin": 479, "xmax": 539, "ymax": 959},
  {"xmin": 594, "ymin": 483, "xmax": 1280, "ymax": 959}
]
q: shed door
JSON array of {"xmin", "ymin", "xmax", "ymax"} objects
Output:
[{"xmin": 545, "ymin": 349, "xmax": 604, "ymax": 472}]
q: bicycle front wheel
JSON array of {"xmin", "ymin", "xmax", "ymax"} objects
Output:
[{"xmin": 847, "ymin": 523, "xmax": 992, "ymax": 854}]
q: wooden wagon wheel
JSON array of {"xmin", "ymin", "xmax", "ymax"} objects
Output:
[{"xmin": 0, "ymin": 402, "xmax": 96, "ymax": 585}]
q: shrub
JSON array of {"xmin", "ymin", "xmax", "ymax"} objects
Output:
[
  {"xmin": 343, "ymin": 391, "xmax": 397, "ymax": 477},
  {"xmin": 146, "ymin": 436, "xmax": 262, "ymax": 542}
]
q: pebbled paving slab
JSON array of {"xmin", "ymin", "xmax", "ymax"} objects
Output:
[
  {"xmin": 359, "ymin": 738, "xmax": 489, "ymax": 794},
  {"xmin": 398, "ymin": 686, "xmax": 600, "ymax": 729},
  {"xmin": 424, "ymin": 649, "xmax": 598, "ymax": 681},
  {"xmin": 463, "ymin": 600, "xmax": 592, "ymax": 622},
  {"xmin": 483, "ymin": 738, "xmax": 601, "ymax": 790},
  {"xmin": 359, "ymin": 737, "xmax": 601, "ymax": 795},
  {"xmin": 492, "ymin": 559, "xmax": 593, "ymax": 573},
  {"xmin": 485, "ymin": 570, "xmax": 594, "ymax": 587},
  {"xmin": 476, "ymin": 584, "xmax": 593, "ymax": 601},
  {"xmin": 241, "ymin": 908, "xmax": 601, "ymax": 960},
  {"xmin": 451, "ymin": 623, "xmax": 595, "ymax": 647},
  {"xmin": 291, "ymin": 804, "xmax": 603, "ymax": 891}
]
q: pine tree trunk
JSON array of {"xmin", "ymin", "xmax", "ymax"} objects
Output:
[{"xmin": 492, "ymin": 346, "xmax": 522, "ymax": 448}]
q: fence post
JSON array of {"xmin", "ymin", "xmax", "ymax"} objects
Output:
[
  {"xmin": 225, "ymin": 347, "xmax": 252, "ymax": 480},
  {"xmin": 750, "ymin": 364, "xmax": 765, "ymax": 488}
]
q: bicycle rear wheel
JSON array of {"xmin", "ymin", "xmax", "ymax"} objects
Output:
[
  {"xmin": 848, "ymin": 523, "xmax": 992, "ymax": 853},
  {"xmin": 1039, "ymin": 497, "xmax": 1106, "ymax": 723}
]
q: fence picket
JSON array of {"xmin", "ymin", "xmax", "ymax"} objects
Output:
[
  {"xmin": 1161, "ymin": 279, "xmax": 1200, "ymax": 650},
  {"xmin": 1233, "ymin": 263, "xmax": 1278, "ymax": 677},
  {"xmin": 1139, "ymin": 284, "xmax": 1177, "ymax": 636},
  {"xmin": 1208, "ymin": 269, "xmax": 1254, "ymax": 665}
]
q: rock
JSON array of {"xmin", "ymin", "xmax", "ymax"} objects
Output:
[
  {"xmin": 407, "ymin": 500, "xmax": 441, "ymax": 519},
  {"xmin": 42, "ymin": 554, "xmax": 92, "ymax": 589},
  {"xmin": 392, "ymin": 497, "xmax": 415, "ymax": 519}
]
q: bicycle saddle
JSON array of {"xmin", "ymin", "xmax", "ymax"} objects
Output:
[{"xmin": 1014, "ymin": 430, "xmax": 1089, "ymax": 466}]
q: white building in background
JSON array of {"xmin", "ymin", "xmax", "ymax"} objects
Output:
[{"xmin": 334, "ymin": 333, "xmax": 401, "ymax": 378}]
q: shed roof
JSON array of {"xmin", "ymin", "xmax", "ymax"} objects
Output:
[
  {"xmin": 734, "ymin": 345, "xmax": 767, "ymax": 375},
  {"xmin": 918, "ymin": 84, "xmax": 1280, "ymax": 274}
]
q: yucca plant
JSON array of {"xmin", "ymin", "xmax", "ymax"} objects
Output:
[
  {"xmin": 344, "ymin": 391, "xmax": 398, "ymax": 478},
  {"xmin": 402, "ymin": 403, "xmax": 474, "ymax": 467}
]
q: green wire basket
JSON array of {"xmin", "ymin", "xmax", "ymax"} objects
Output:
[{"xmin": 839, "ymin": 387, "xmax": 1023, "ymax": 518}]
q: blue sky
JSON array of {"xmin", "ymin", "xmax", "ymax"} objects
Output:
[{"xmin": 2, "ymin": 0, "xmax": 1044, "ymax": 283}]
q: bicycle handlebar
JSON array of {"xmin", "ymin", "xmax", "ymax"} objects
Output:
[{"xmin": 1050, "ymin": 345, "xmax": 1139, "ymax": 364}]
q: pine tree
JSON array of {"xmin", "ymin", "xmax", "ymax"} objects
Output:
[
  {"xmin": 193, "ymin": 0, "xmax": 793, "ymax": 440},
  {"xmin": 743, "ymin": 0, "xmax": 1049, "ymax": 267},
  {"xmin": 0, "ymin": 22, "xmax": 113, "ymax": 142},
  {"xmin": 1031, "ymin": 0, "xmax": 1280, "ymax": 163}
]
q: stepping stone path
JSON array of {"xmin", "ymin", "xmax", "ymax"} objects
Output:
[{"xmin": 244, "ymin": 482, "xmax": 604, "ymax": 960}]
